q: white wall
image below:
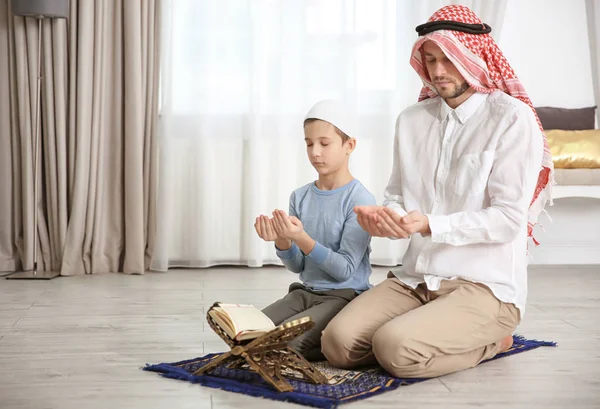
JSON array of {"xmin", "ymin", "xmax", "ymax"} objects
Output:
[
  {"xmin": 528, "ymin": 198, "xmax": 600, "ymax": 265},
  {"xmin": 498, "ymin": 0, "xmax": 599, "ymax": 266},
  {"xmin": 499, "ymin": 0, "xmax": 595, "ymax": 108}
]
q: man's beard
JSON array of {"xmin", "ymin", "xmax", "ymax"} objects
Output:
[
  {"xmin": 434, "ymin": 78, "xmax": 470, "ymax": 99},
  {"xmin": 448, "ymin": 81, "xmax": 470, "ymax": 98}
]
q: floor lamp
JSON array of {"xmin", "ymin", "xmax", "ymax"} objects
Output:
[{"xmin": 7, "ymin": 0, "xmax": 69, "ymax": 280}]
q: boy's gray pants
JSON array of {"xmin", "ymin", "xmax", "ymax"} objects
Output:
[{"xmin": 262, "ymin": 282, "xmax": 357, "ymax": 361}]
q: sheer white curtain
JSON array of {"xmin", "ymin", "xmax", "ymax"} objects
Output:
[{"xmin": 152, "ymin": 0, "xmax": 507, "ymax": 271}]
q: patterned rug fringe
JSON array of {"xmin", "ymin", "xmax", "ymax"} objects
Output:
[
  {"xmin": 144, "ymin": 362, "xmax": 337, "ymax": 408},
  {"xmin": 493, "ymin": 334, "xmax": 556, "ymax": 359}
]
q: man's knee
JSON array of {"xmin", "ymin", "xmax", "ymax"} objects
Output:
[
  {"xmin": 372, "ymin": 325, "xmax": 422, "ymax": 377},
  {"xmin": 320, "ymin": 316, "xmax": 357, "ymax": 368}
]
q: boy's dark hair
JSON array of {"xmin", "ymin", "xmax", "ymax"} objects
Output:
[{"xmin": 303, "ymin": 118, "xmax": 350, "ymax": 144}]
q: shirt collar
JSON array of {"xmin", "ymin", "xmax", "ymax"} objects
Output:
[{"xmin": 439, "ymin": 92, "xmax": 488, "ymax": 124}]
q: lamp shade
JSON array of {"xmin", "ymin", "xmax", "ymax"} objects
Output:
[{"xmin": 11, "ymin": 0, "xmax": 69, "ymax": 19}]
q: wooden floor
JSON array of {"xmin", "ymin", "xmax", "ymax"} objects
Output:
[{"xmin": 0, "ymin": 265, "xmax": 599, "ymax": 409}]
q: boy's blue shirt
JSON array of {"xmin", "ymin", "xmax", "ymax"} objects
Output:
[{"xmin": 275, "ymin": 179, "xmax": 376, "ymax": 292}]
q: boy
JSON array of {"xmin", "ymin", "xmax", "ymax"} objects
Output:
[{"xmin": 254, "ymin": 99, "xmax": 376, "ymax": 361}]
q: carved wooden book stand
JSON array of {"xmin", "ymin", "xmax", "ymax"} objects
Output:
[{"xmin": 193, "ymin": 302, "xmax": 328, "ymax": 392}]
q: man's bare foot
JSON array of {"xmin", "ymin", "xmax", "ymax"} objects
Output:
[{"xmin": 499, "ymin": 335, "xmax": 513, "ymax": 352}]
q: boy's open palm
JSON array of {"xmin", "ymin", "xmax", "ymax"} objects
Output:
[
  {"xmin": 272, "ymin": 210, "xmax": 304, "ymax": 241},
  {"xmin": 254, "ymin": 215, "xmax": 279, "ymax": 241}
]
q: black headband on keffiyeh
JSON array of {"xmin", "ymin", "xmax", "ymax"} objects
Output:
[{"xmin": 416, "ymin": 20, "xmax": 492, "ymax": 36}]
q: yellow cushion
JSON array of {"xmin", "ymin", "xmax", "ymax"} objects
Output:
[{"xmin": 547, "ymin": 129, "xmax": 600, "ymax": 169}]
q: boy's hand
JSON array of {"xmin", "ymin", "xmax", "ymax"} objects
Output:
[
  {"xmin": 254, "ymin": 215, "xmax": 279, "ymax": 241},
  {"xmin": 272, "ymin": 210, "xmax": 304, "ymax": 241}
]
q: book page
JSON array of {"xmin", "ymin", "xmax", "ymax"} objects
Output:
[
  {"xmin": 208, "ymin": 308, "xmax": 237, "ymax": 339},
  {"xmin": 217, "ymin": 303, "xmax": 275, "ymax": 335}
]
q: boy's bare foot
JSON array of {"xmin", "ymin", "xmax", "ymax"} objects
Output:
[{"xmin": 499, "ymin": 335, "xmax": 513, "ymax": 352}]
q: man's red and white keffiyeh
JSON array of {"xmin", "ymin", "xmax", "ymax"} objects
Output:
[{"xmin": 410, "ymin": 5, "xmax": 554, "ymax": 245}]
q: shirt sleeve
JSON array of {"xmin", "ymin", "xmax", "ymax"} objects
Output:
[
  {"xmin": 427, "ymin": 107, "xmax": 544, "ymax": 245},
  {"xmin": 382, "ymin": 114, "xmax": 409, "ymax": 241},
  {"xmin": 275, "ymin": 192, "xmax": 305, "ymax": 273},
  {"xmin": 383, "ymin": 114, "xmax": 408, "ymax": 218},
  {"xmin": 306, "ymin": 191, "xmax": 376, "ymax": 282}
]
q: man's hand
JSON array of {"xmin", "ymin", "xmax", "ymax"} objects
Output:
[
  {"xmin": 355, "ymin": 206, "xmax": 430, "ymax": 239},
  {"xmin": 372, "ymin": 207, "xmax": 411, "ymax": 239},
  {"xmin": 375, "ymin": 208, "xmax": 430, "ymax": 237},
  {"xmin": 355, "ymin": 205, "xmax": 410, "ymax": 238},
  {"xmin": 398, "ymin": 210, "xmax": 430, "ymax": 236},
  {"xmin": 254, "ymin": 215, "xmax": 279, "ymax": 241},
  {"xmin": 271, "ymin": 209, "xmax": 305, "ymax": 241},
  {"xmin": 354, "ymin": 206, "xmax": 389, "ymax": 237}
]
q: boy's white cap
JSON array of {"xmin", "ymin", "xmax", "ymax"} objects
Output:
[{"xmin": 304, "ymin": 99, "xmax": 358, "ymax": 139}]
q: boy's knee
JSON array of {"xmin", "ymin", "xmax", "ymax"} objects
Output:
[
  {"xmin": 320, "ymin": 316, "xmax": 357, "ymax": 368},
  {"xmin": 290, "ymin": 331, "xmax": 318, "ymax": 354}
]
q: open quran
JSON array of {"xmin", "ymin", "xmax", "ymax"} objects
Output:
[
  {"xmin": 193, "ymin": 302, "xmax": 328, "ymax": 392},
  {"xmin": 207, "ymin": 303, "xmax": 277, "ymax": 342}
]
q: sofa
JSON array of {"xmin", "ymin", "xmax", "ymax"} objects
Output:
[{"xmin": 529, "ymin": 106, "xmax": 600, "ymax": 264}]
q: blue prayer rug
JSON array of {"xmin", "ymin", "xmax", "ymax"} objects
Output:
[{"xmin": 143, "ymin": 335, "xmax": 556, "ymax": 409}]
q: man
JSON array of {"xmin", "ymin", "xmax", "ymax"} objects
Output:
[{"xmin": 320, "ymin": 5, "xmax": 554, "ymax": 379}]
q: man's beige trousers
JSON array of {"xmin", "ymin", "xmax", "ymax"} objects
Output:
[{"xmin": 321, "ymin": 273, "xmax": 520, "ymax": 378}]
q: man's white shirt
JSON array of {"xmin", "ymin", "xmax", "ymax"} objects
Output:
[{"xmin": 386, "ymin": 90, "xmax": 544, "ymax": 316}]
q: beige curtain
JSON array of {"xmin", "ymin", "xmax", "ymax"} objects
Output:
[
  {"xmin": 0, "ymin": 0, "xmax": 15, "ymax": 272},
  {"xmin": 0, "ymin": 0, "xmax": 159, "ymax": 275}
]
